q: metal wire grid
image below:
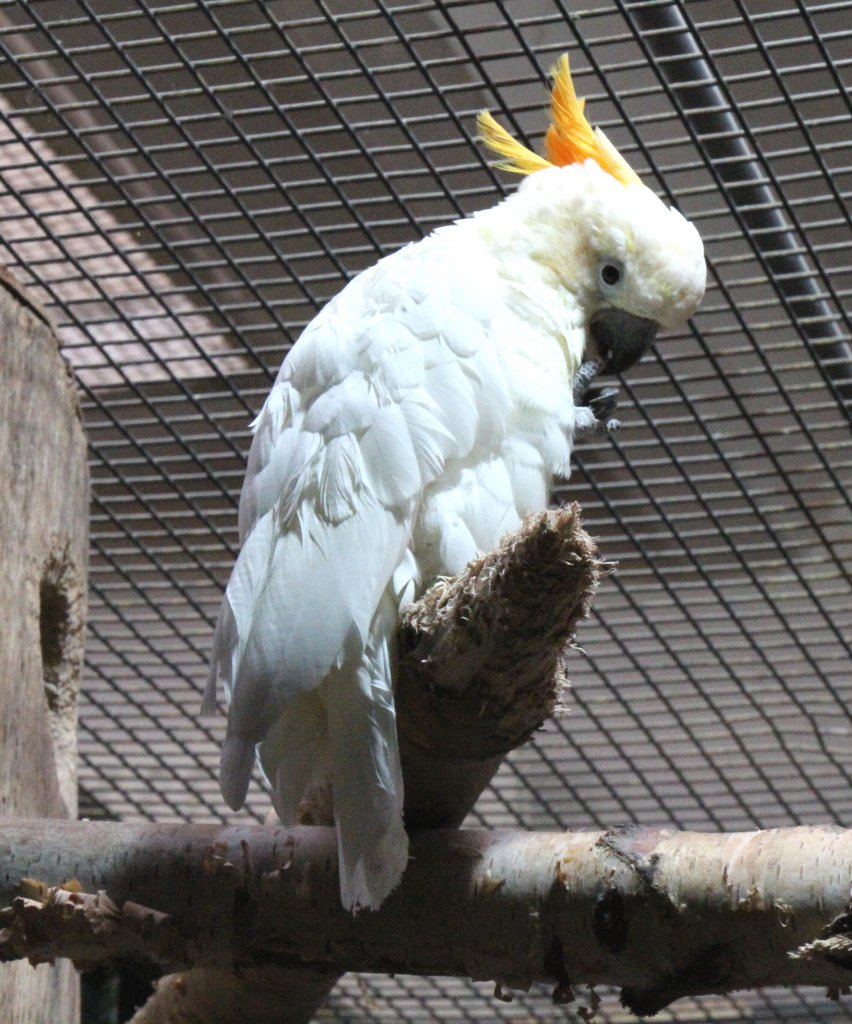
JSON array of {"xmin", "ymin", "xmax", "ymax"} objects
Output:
[{"xmin": 0, "ymin": 1, "xmax": 850, "ymax": 1020}]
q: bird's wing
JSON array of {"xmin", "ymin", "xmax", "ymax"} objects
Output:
[{"xmin": 206, "ymin": 242, "xmax": 510, "ymax": 812}]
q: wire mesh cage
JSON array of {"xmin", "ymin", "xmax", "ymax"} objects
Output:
[{"xmin": 0, "ymin": 0, "xmax": 849, "ymax": 1020}]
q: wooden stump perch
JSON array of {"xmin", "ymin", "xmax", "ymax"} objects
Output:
[
  {"xmin": 397, "ymin": 504, "xmax": 602, "ymax": 828},
  {"xmin": 400, "ymin": 504, "xmax": 598, "ymax": 756}
]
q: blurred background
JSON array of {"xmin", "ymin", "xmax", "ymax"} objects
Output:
[{"xmin": 0, "ymin": 0, "xmax": 849, "ymax": 1020}]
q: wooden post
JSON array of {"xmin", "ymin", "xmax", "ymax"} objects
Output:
[{"xmin": 0, "ymin": 268, "xmax": 88, "ymax": 1022}]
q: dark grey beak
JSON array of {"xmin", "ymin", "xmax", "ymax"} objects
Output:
[{"xmin": 590, "ymin": 308, "xmax": 659, "ymax": 376}]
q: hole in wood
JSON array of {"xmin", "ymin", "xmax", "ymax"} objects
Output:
[
  {"xmin": 37, "ymin": 543, "xmax": 85, "ymax": 818},
  {"xmin": 40, "ymin": 576, "xmax": 70, "ymax": 714}
]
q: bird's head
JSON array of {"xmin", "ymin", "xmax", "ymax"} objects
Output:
[{"xmin": 478, "ymin": 55, "xmax": 705, "ymax": 377}]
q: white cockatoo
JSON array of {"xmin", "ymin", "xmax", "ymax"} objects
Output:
[{"xmin": 205, "ymin": 56, "xmax": 705, "ymax": 911}]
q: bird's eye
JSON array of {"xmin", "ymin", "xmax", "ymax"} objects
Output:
[{"xmin": 598, "ymin": 261, "xmax": 623, "ymax": 290}]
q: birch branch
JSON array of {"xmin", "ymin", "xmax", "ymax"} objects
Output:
[{"xmin": 0, "ymin": 821, "xmax": 851, "ymax": 1015}]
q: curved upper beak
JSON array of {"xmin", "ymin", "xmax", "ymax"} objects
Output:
[{"xmin": 590, "ymin": 308, "xmax": 659, "ymax": 376}]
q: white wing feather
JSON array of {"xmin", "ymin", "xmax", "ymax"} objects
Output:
[{"xmin": 207, "ymin": 239, "xmax": 518, "ymax": 908}]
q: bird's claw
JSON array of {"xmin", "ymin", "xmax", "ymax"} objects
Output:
[
  {"xmin": 585, "ymin": 384, "xmax": 620, "ymax": 424},
  {"xmin": 574, "ymin": 360, "xmax": 621, "ymax": 434}
]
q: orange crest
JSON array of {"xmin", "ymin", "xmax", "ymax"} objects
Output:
[{"xmin": 477, "ymin": 54, "xmax": 640, "ymax": 186}]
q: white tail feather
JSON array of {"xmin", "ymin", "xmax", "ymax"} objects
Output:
[
  {"xmin": 200, "ymin": 662, "xmax": 219, "ymax": 716},
  {"xmin": 202, "ymin": 599, "xmax": 237, "ymax": 715},
  {"xmin": 321, "ymin": 601, "xmax": 408, "ymax": 911},
  {"xmin": 260, "ymin": 691, "xmax": 330, "ymax": 825},
  {"xmin": 219, "ymin": 735, "xmax": 255, "ymax": 811}
]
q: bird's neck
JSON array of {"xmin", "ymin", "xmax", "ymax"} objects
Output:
[{"xmin": 462, "ymin": 190, "xmax": 587, "ymax": 374}]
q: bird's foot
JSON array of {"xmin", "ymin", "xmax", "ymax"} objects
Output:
[
  {"xmin": 574, "ymin": 359, "xmax": 621, "ymax": 434},
  {"xmin": 585, "ymin": 385, "xmax": 621, "ymax": 433}
]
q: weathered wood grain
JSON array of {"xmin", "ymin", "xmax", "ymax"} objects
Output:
[{"xmin": 0, "ymin": 269, "xmax": 88, "ymax": 1024}]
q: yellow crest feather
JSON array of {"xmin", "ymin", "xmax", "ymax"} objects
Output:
[
  {"xmin": 477, "ymin": 54, "xmax": 640, "ymax": 186},
  {"xmin": 476, "ymin": 110, "xmax": 551, "ymax": 175}
]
